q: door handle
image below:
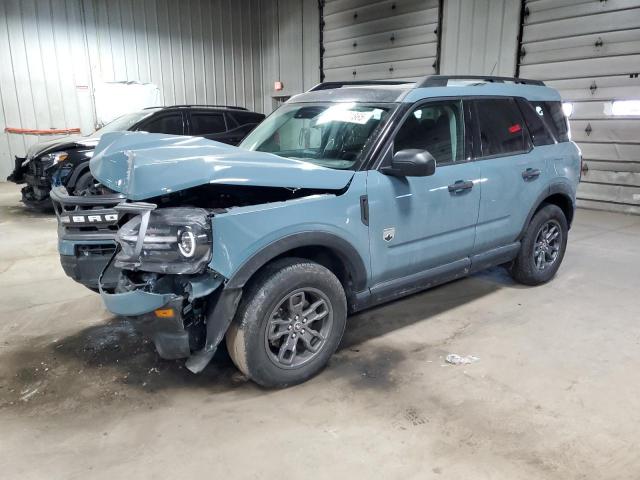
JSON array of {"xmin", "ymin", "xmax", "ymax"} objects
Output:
[
  {"xmin": 522, "ymin": 168, "xmax": 541, "ymax": 180},
  {"xmin": 448, "ymin": 180, "xmax": 474, "ymax": 193}
]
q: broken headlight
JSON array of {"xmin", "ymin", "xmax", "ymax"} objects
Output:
[{"xmin": 115, "ymin": 207, "xmax": 212, "ymax": 274}]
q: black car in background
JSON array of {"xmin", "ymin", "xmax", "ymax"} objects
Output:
[{"xmin": 7, "ymin": 105, "xmax": 265, "ymax": 210}]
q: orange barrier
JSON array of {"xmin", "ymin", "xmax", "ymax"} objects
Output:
[{"xmin": 4, "ymin": 127, "xmax": 81, "ymax": 135}]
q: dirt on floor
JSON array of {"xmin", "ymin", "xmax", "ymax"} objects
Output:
[{"xmin": 1, "ymin": 182, "xmax": 639, "ymax": 480}]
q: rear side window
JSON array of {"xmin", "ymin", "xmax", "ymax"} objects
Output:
[
  {"xmin": 515, "ymin": 98, "xmax": 555, "ymax": 146},
  {"xmin": 529, "ymin": 101, "xmax": 569, "ymax": 142},
  {"xmin": 140, "ymin": 114, "xmax": 184, "ymax": 134},
  {"xmin": 475, "ymin": 98, "xmax": 529, "ymax": 157},
  {"xmin": 191, "ymin": 113, "xmax": 226, "ymax": 135}
]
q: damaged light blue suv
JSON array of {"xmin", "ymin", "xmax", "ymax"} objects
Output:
[{"xmin": 51, "ymin": 75, "xmax": 581, "ymax": 387}]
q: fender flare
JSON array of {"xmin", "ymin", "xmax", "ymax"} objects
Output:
[
  {"xmin": 518, "ymin": 182, "xmax": 575, "ymax": 239},
  {"xmin": 66, "ymin": 160, "xmax": 92, "ymax": 189},
  {"xmin": 225, "ymin": 230, "xmax": 369, "ymax": 292},
  {"xmin": 187, "ymin": 231, "xmax": 369, "ymax": 373}
]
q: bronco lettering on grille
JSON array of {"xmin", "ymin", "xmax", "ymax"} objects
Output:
[{"xmin": 61, "ymin": 213, "xmax": 118, "ymax": 224}]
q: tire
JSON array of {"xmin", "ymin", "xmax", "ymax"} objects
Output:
[
  {"xmin": 72, "ymin": 171, "xmax": 95, "ymax": 196},
  {"xmin": 509, "ymin": 203, "xmax": 568, "ymax": 286},
  {"xmin": 226, "ymin": 257, "xmax": 347, "ymax": 388}
]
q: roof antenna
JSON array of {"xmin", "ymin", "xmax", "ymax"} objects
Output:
[{"xmin": 489, "ymin": 61, "xmax": 498, "ymax": 76}]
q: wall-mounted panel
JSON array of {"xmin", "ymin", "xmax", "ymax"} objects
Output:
[
  {"xmin": 322, "ymin": 0, "xmax": 440, "ymax": 82},
  {"xmin": 519, "ymin": 0, "xmax": 640, "ymax": 214}
]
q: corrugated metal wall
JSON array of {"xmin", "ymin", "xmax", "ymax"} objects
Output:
[
  {"xmin": 261, "ymin": 0, "xmax": 320, "ymax": 107},
  {"xmin": 0, "ymin": 0, "xmax": 319, "ymax": 179},
  {"xmin": 0, "ymin": 0, "xmax": 93, "ymax": 178},
  {"xmin": 519, "ymin": 0, "xmax": 640, "ymax": 215},
  {"xmin": 83, "ymin": 0, "xmax": 266, "ymax": 111},
  {"xmin": 321, "ymin": 0, "xmax": 441, "ymax": 82},
  {"xmin": 440, "ymin": 0, "xmax": 521, "ymax": 76}
]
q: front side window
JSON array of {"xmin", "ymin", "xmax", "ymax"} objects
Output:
[
  {"xmin": 239, "ymin": 103, "xmax": 391, "ymax": 170},
  {"xmin": 139, "ymin": 114, "xmax": 184, "ymax": 135},
  {"xmin": 394, "ymin": 100, "xmax": 465, "ymax": 165},
  {"xmin": 191, "ymin": 113, "xmax": 226, "ymax": 135},
  {"xmin": 93, "ymin": 110, "xmax": 159, "ymax": 135},
  {"xmin": 475, "ymin": 98, "xmax": 529, "ymax": 157}
]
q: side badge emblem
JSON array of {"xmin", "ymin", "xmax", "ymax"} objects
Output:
[{"xmin": 383, "ymin": 227, "xmax": 395, "ymax": 242}]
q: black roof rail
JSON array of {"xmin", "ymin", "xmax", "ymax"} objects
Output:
[
  {"xmin": 308, "ymin": 80, "xmax": 415, "ymax": 91},
  {"xmin": 149, "ymin": 104, "xmax": 249, "ymax": 110},
  {"xmin": 416, "ymin": 75, "xmax": 545, "ymax": 87}
]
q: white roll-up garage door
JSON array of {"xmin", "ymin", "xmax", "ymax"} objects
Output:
[
  {"xmin": 321, "ymin": 0, "xmax": 441, "ymax": 82},
  {"xmin": 518, "ymin": 0, "xmax": 640, "ymax": 214}
]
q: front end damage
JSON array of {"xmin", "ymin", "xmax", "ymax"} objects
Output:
[
  {"xmin": 98, "ymin": 200, "xmax": 240, "ymax": 372},
  {"xmin": 52, "ymin": 131, "xmax": 355, "ymax": 373}
]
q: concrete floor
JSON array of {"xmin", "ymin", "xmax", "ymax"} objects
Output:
[{"xmin": 0, "ymin": 181, "xmax": 639, "ymax": 480}]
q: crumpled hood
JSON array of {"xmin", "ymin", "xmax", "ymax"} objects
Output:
[
  {"xmin": 26, "ymin": 134, "xmax": 101, "ymax": 160},
  {"xmin": 89, "ymin": 132, "xmax": 355, "ymax": 201}
]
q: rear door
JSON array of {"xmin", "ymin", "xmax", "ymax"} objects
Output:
[{"xmin": 471, "ymin": 97, "xmax": 551, "ymax": 253}]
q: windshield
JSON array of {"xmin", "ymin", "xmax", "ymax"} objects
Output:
[
  {"xmin": 93, "ymin": 110, "xmax": 159, "ymax": 135},
  {"xmin": 239, "ymin": 103, "xmax": 391, "ymax": 170}
]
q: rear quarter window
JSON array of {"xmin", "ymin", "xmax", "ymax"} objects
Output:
[
  {"xmin": 529, "ymin": 101, "xmax": 569, "ymax": 143},
  {"xmin": 515, "ymin": 98, "xmax": 555, "ymax": 147}
]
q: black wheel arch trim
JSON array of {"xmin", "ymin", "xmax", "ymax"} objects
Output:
[
  {"xmin": 519, "ymin": 182, "xmax": 575, "ymax": 240},
  {"xmin": 66, "ymin": 160, "xmax": 92, "ymax": 189},
  {"xmin": 224, "ymin": 231, "xmax": 368, "ymax": 293}
]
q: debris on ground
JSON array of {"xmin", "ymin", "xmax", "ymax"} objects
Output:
[{"xmin": 445, "ymin": 354, "xmax": 480, "ymax": 365}]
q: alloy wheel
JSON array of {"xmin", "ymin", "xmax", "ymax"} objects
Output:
[{"xmin": 264, "ymin": 288, "xmax": 333, "ymax": 369}]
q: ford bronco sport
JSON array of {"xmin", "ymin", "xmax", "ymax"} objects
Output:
[{"xmin": 52, "ymin": 75, "xmax": 581, "ymax": 387}]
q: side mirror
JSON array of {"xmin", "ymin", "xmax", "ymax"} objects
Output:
[{"xmin": 381, "ymin": 149, "xmax": 436, "ymax": 177}]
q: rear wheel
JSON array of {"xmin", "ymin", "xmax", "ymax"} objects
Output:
[
  {"xmin": 509, "ymin": 203, "xmax": 568, "ymax": 285},
  {"xmin": 226, "ymin": 258, "xmax": 347, "ymax": 388}
]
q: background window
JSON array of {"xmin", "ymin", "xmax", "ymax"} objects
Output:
[
  {"xmin": 191, "ymin": 113, "xmax": 226, "ymax": 135},
  {"xmin": 395, "ymin": 100, "xmax": 465, "ymax": 165},
  {"xmin": 140, "ymin": 114, "xmax": 183, "ymax": 134},
  {"xmin": 515, "ymin": 98, "xmax": 554, "ymax": 146},
  {"xmin": 476, "ymin": 99, "xmax": 528, "ymax": 157}
]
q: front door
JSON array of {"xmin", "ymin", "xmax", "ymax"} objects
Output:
[{"xmin": 367, "ymin": 99, "xmax": 481, "ymax": 293}]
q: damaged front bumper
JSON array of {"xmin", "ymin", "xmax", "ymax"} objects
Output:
[
  {"xmin": 9, "ymin": 156, "xmax": 57, "ymax": 209},
  {"xmin": 7, "ymin": 156, "xmax": 27, "ymax": 183},
  {"xmin": 98, "ymin": 266, "xmax": 239, "ymax": 372}
]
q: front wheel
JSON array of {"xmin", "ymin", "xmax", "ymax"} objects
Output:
[
  {"xmin": 509, "ymin": 203, "xmax": 569, "ymax": 285},
  {"xmin": 72, "ymin": 171, "xmax": 96, "ymax": 196},
  {"xmin": 226, "ymin": 258, "xmax": 347, "ymax": 388}
]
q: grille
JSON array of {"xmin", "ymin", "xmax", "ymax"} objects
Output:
[
  {"xmin": 76, "ymin": 244, "xmax": 117, "ymax": 256},
  {"xmin": 28, "ymin": 161, "xmax": 45, "ymax": 176}
]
